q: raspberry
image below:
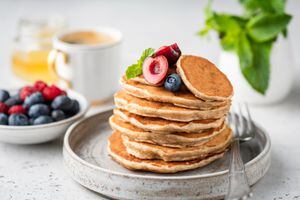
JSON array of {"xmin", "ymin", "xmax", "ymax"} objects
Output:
[
  {"xmin": 0, "ymin": 102, "xmax": 9, "ymax": 114},
  {"xmin": 8, "ymin": 105, "xmax": 26, "ymax": 115},
  {"xmin": 34, "ymin": 80, "xmax": 48, "ymax": 92},
  {"xmin": 20, "ymin": 86, "xmax": 36, "ymax": 101},
  {"xmin": 42, "ymin": 85, "xmax": 63, "ymax": 101}
]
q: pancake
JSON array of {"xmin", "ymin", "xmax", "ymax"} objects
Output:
[
  {"xmin": 122, "ymin": 127, "xmax": 232, "ymax": 162},
  {"xmin": 114, "ymin": 90, "xmax": 230, "ymax": 122},
  {"xmin": 177, "ymin": 55, "xmax": 233, "ymax": 101},
  {"xmin": 114, "ymin": 109, "xmax": 225, "ymax": 133},
  {"xmin": 108, "ymin": 131, "xmax": 226, "ymax": 173},
  {"xmin": 120, "ymin": 76, "xmax": 229, "ymax": 109},
  {"xmin": 109, "ymin": 114, "xmax": 226, "ymax": 148}
]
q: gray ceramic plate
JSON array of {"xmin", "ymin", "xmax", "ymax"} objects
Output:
[{"xmin": 63, "ymin": 109, "xmax": 271, "ymax": 200}]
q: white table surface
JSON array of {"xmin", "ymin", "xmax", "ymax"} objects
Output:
[{"xmin": 0, "ymin": 0, "xmax": 300, "ymax": 199}]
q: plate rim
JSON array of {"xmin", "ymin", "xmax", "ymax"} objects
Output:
[{"xmin": 63, "ymin": 108, "xmax": 271, "ymax": 180}]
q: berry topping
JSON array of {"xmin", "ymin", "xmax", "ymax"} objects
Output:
[
  {"xmin": 23, "ymin": 92, "xmax": 45, "ymax": 108},
  {"xmin": 5, "ymin": 96, "xmax": 22, "ymax": 107},
  {"xmin": 51, "ymin": 96, "xmax": 73, "ymax": 111},
  {"xmin": 43, "ymin": 85, "xmax": 63, "ymax": 101},
  {"xmin": 33, "ymin": 80, "xmax": 48, "ymax": 92},
  {"xmin": 0, "ymin": 90, "xmax": 10, "ymax": 102},
  {"xmin": 20, "ymin": 86, "xmax": 36, "ymax": 101},
  {"xmin": 51, "ymin": 110, "xmax": 66, "ymax": 121},
  {"xmin": 8, "ymin": 114, "xmax": 29, "ymax": 126},
  {"xmin": 164, "ymin": 74, "xmax": 182, "ymax": 92},
  {"xmin": 0, "ymin": 113, "xmax": 8, "ymax": 125},
  {"xmin": 0, "ymin": 102, "xmax": 9, "ymax": 114},
  {"xmin": 67, "ymin": 100, "xmax": 80, "ymax": 116},
  {"xmin": 29, "ymin": 118, "xmax": 35, "ymax": 125},
  {"xmin": 33, "ymin": 116, "xmax": 53, "ymax": 125},
  {"xmin": 154, "ymin": 43, "xmax": 181, "ymax": 66},
  {"xmin": 143, "ymin": 55, "xmax": 169, "ymax": 86},
  {"xmin": 28, "ymin": 104, "xmax": 50, "ymax": 118},
  {"xmin": 60, "ymin": 90, "xmax": 67, "ymax": 96},
  {"xmin": 8, "ymin": 105, "xmax": 26, "ymax": 115},
  {"xmin": 0, "ymin": 82, "xmax": 80, "ymax": 126}
]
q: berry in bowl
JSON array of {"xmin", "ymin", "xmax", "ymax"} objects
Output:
[{"xmin": 0, "ymin": 81, "xmax": 89, "ymax": 144}]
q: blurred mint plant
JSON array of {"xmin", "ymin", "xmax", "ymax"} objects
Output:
[{"xmin": 199, "ymin": 0, "xmax": 292, "ymax": 94}]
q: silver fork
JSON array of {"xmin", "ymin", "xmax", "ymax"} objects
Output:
[{"xmin": 225, "ymin": 103, "xmax": 255, "ymax": 200}]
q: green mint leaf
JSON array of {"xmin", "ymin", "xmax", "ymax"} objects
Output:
[
  {"xmin": 282, "ymin": 27, "xmax": 288, "ymax": 37},
  {"xmin": 246, "ymin": 13, "xmax": 292, "ymax": 42},
  {"xmin": 239, "ymin": 0, "xmax": 286, "ymax": 15},
  {"xmin": 126, "ymin": 64, "xmax": 141, "ymax": 79},
  {"xmin": 204, "ymin": 0, "xmax": 213, "ymax": 19},
  {"xmin": 221, "ymin": 33, "xmax": 238, "ymax": 51},
  {"xmin": 270, "ymin": 0, "xmax": 286, "ymax": 14},
  {"xmin": 138, "ymin": 48, "xmax": 155, "ymax": 65},
  {"xmin": 125, "ymin": 48, "xmax": 155, "ymax": 79},
  {"xmin": 209, "ymin": 13, "xmax": 242, "ymax": 33},
  {"xmin": 240, "ymin": 41, "xmax": 272, "ymax": 94},
  {"xmin": 237, "ymin": 33, "xmax": 253, "ymax": 73}
]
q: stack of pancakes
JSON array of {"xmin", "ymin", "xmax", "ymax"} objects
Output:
[{"xmin": 108, "ymin": 55, "xmax": 234, "ymax": 173}]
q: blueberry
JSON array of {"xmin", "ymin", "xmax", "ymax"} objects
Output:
[
  {"xmin": 51, "ymin": 110, "xmax": 66, "ymax": 121},
  {"xmin": 8, "ymin": 114, "xmax": 29, "ymax": 126},
  {"xmin": 67, "ymin": 100, "xmax": 80, "ymax": 116},
  {"xmin": 29, "ymin": 118, "xmax": 35, "ymax": 125},
  {"xmin": 0, "ymin": 90, "xmax": 10, "ymax": 102},
  {"xmin": 28, "ymin": 104, "xmax": 50, "ymax": 118},
  {"xmin": 164, "ymin": 74, "xmax": 182, "ymax": 92},
  {"xmin": 51, "ymin": 96, "xmax": 73, "ymax": 111},
  {"xmin": 24, "ymin": 92, "xmax": 45, "ymax": 108},
  {"xmin": 0, "ymin": 113, "xmax": 8, "ymax": 125},
  {"xmin": 5, "ymin": 95, "xmax": 22, "ymax": 107},
  {"xmin": 33, "ymin": 116, "xmax": 53, "ymax": 125}
]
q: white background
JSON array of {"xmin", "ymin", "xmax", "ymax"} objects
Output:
[{"xmin": 0, "ymin": 0, "xmax": 300, "ymax": 199}]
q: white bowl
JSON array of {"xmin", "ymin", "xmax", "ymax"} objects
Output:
[{"xmin": 0, "ymin": 90, "xmax": 89, "ymax": 144}]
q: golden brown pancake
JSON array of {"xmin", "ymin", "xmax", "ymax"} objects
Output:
[
  {"xmin": 108, "ymin": 131, "xmax": 226, "ymax": 173},
  {"xmin": 109, "ymin": 114, "xmax": 226, "ymax": 148},
  {"xmin": 114, "ymin": 109, "xmax": 225, "ymax": 133},
  {"xmin": 123, "ymin": 127, "xmax": 232, "ymax": 161},
  {"xmin": 114, "ymin": 90, "xmax": 230, "ymax": 122},
  {"xmin": 177, "ymin": 55, "xmax": 233, "ymax": 101},
  {"xmin": 120, "ymin": 76, "xmax": 228, "ymax": 109}
]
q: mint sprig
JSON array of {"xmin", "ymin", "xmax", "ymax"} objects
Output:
[
  {"xmin": 199, "ymin": 0, "xmax": 292, "ymax": 94},
  {"xmin": 126, "ymin": 48, "xmax": 155, "ymax": 79}
]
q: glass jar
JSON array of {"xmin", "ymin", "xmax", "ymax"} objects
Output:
[{"xmin": 11, "ymin": 15, "xmax": 67, "ymax": 83}]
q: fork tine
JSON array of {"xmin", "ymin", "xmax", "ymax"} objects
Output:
[
  {"xmin": 244, "ymin": 103, "xmax": 255, "ymax": 137},
  {"xmin": 237, "ymin": 103, "xmax": 244, "ymax": 137},
  {"xmin": 230, "ymin": 107, "xmax": 235, "ymax": 130},
  {"xmin": 233, "ymin": 106, "xmax": 240, "ymax": 138},
  {"xmin": 245, "ymin": 103, "xmax": 252, "ymax": 129}
]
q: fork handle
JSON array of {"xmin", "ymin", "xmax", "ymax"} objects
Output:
[{"xmin": 225, "ymin": 140, "xmax": 252, "ymax": 200}]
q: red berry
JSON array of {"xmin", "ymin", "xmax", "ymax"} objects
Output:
[
  {"xmin": 0, "ymin": 102, "xmax": 8, "ymax": 114},
  {"xmin": 8, "ymin": 105, "xmax": 26, "ymax": 115},
  {"xmin": 154, "ymin": 43, "xmax": 181, "ymax": 66},
  {"xmin": 34, "ymin": 80, "xmax": 47, "ymax": 92},
  {"xmin": 61, "ymin": 90, "xmax": 67, "ymax": 96},
  {"xmin": 20, "ymin": 86, "xmax": 36, "ymax": 101},
  {"xmin": 42, "ymin": 85, "xmax": 63, "ymax": 101},
  {"xmin": 143, "ymin": 55, "xmax": 169, "ymax": 86}
]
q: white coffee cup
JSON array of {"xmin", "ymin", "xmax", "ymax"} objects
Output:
[{"xmin": 48, "ymin": 27, "xmax": 122, "ymax": 104}]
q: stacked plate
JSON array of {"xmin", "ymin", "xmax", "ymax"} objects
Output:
[{"xmin": 108, "ymin": 55, "xmax": 234, "ymax": 173}]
